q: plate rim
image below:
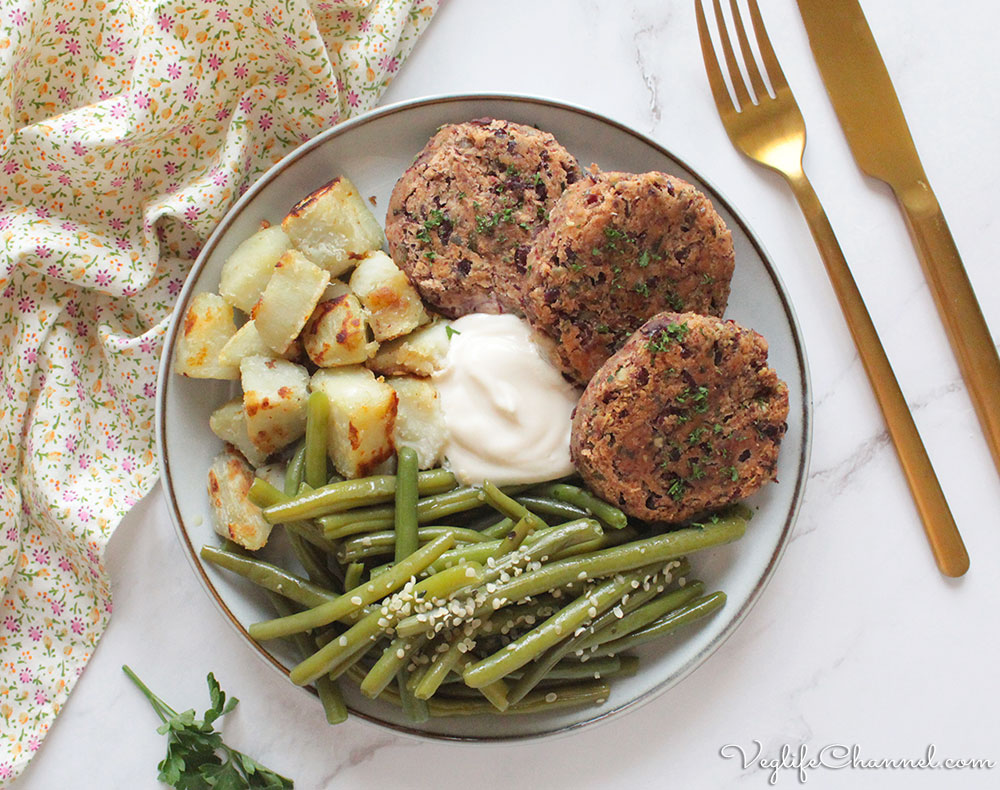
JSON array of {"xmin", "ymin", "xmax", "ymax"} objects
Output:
[{"xmin": 155, "ymin": 91, "xmax": 813, "ymax": 742}]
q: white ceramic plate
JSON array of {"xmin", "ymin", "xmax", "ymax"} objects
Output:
[{"xmin": 157, "ymin": 94, "xmax": 812, "ymax": 741}]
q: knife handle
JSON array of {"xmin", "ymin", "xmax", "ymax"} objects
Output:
[
  {"xmin": 895, "ymin": 181, "xmax": 1000, "ymax": 477},
  {"xmin": 788, "ymin": 169, "xmax": 969, "ymax": 577}
]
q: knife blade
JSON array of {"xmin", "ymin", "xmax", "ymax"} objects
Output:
[{"xmin": 797, "ymin": 0, "xmax": 1000, "ymax": 478}]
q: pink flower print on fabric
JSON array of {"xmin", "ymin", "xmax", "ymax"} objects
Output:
[
  {"xmin": 0, "ymin": 0, "xmax": 437, "ymax": 784},
  {"xmin": 0, "ymin": 0, "xmax": 440, "ymax": 783}
]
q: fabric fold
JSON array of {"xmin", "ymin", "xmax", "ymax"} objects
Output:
[{"xmin": 0, "ymin": 0, "xmax": 438, "ymax": 782}]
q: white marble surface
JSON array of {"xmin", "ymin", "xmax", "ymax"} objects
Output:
[{"xmin": 18, "ymin": 0, "xmax": 1000, "ymax": 787}]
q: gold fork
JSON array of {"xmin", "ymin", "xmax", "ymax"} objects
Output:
[{"xmin": 695, "ymin": 0, "xmax": 969, "ymax": 577}]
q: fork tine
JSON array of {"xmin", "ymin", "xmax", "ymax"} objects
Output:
[
  {"xmin": 710, "ymin": 0, "xmax": 752, "ymax": 109},
  {"xmin": 745, "ymin": 0, "xmax": 789, "ymax": 92},
  {"xmin": 695, "ymin": 0, "xmax": 737, "ymax": 113},
  {"xmin": 729, "ymin": 0, "xmax": 768, "ymax": 100}
]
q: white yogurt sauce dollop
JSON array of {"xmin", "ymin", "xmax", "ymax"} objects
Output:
[{"xmin": 432, "ymin": 314, "xmax": 580, "ymax": 485}]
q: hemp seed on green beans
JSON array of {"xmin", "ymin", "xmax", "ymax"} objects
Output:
[{"xmin": 202, "ymin": 451, "xmax": 746, "ymax": 724}]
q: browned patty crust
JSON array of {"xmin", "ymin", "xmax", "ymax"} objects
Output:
[
  {"xmin": 386, "ymin": 118, "xmax": 581, "ymax": 318},
  {"xmin": 571, "ymin": 312, "xmax": 788, "ymax": 523},
  {"xmin": 523, "ymin": 170, "xmax": 734, "ymax": 385}
]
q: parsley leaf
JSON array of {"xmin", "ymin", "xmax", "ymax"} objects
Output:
[
  {"xmin": 124, "ymin": 666, "xmax": 294, "ymax": 790},
  {"xmin": 445, "ymin": 325, "xmax": 461, "ymax": 340},
  {"xmin": 645, "ymin": 321, "xmax": 689, "ymax": 352}
]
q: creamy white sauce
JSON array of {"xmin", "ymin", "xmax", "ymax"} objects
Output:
[{"xmin": 432, "ymin": 314, "xmax": 580, "ymax": 485}]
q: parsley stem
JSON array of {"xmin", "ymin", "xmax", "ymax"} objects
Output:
[{"xmin": 122, "ymin": 665, "xmax": 177, "ymax": 723}]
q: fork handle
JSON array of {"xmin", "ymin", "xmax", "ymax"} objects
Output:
[
  {"xmin": 786, "ymin": 169, "xmax": 969, "ymax": 577},
  {"xmin": 895, "ymin": 180, "xmax": 1000, "ymax": 479}
]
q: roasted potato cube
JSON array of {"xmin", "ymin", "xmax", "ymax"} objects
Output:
[
  {"xmin": 367, "ymin": 321, "xmax": 451, "ymax": 377},
  {"xmin": 217, "ymin": 319, "xmax": 304, "ymax": 369},
  {"xmin": 281, "ymin": 176, "xmax": 385, "ymax": 276},
  {"xmin": 389, "ymin": 377, "xmax": 447, "ymax": 469},
  {"xmin": 175, "ymin": 292, "xmax": 239, "ymax": 379},
  {"xmin": 241, "ymin": 356, "xmax": 310, "ymax": 456},
  {"xmin": 207, "ymin": 447, "xmax": 273, "ymax": 550},
  {"xmin": 217, "ymin": 320, "xmax": 273, "ymax": 369},
  {"xmin": 322, "ymin": 279, "xmax": 351, "ymax": 301},
  {"xmin": 218, "ymin": 225, "xmax": 291, "ymax": 313},
  {"xmin": 302, "ymin": 293, "xmax": 378, "ymax": 368},
  {"xmin": 311, "ymin": 367, "xmax": 397, "ymax": 478},
  {"xmin": 254, "ymin": 250, "xmax": 330, "ymax": 354},
  {"xmin": 349, "ymin": 251, "xmax": 429, "ymax": 341},
  {"xmin": 209, "ymin": 398, "xmax": 270, "ymax": 468}
]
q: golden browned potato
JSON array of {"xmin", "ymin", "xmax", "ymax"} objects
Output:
[
  {"xmin": 367, "ymin": 321, "xmax": 451, "ymax": 377},
  {"xmin": 281, "ymin": 176, "xmax": 385, "ymax": 276},
  {"xmin": 207, "ymin": 446, "xmax": 273, "ymax": 550},
  {"xmin": 389, "ymin": 377, "xmax": 447, "ymax": 469},
  {"xmin": 241, "ymin": 355, "xmax": 310, "ymax": 456},
  {"xmin": 209, "ymin": 398, "xmax": 269, "ymax": 468},
  {"xmin": 349, "ymin": 251, "xmax": 430, "ymax": 341},
  {"xmin": 175, "ymin": 292, "xmax": 239, "ymax": 379},
  {"xmin": 310, "ymin": 366, "xmax": 397, "ymax": 478},
  {"xmin": 253, "ymin": 250, "xmax": 330, "ymax": 354},
  {"xmin": 302, "ymin": 291, "xmax": 378, "ymax": 368},
  {"xmin": 218, "ymin": 225, "xmax": 291, "ymax": 313}
]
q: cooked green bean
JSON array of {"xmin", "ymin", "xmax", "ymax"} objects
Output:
[
  {"xmin": 247, "ymin": 477, "xmax": 286, "ymax": 509},
  {"xmin": 265, "ymin": 469, "xmax": 458, "ymax": 523},
  {"xmin": 344, "ymin": 664, "xmax": 610, "ymax": 717},
  {"xmin": 479, "ymin": 517, "xmax": 514, "ymax": 540},
  {"xmin": 540, "ymin": 656, "xmax": 630, "ymax": 682},
  {"xmin": 398, "ymin": 515, "xmax": 742, "ymax": 639},
  {"xmin": 492, "ymin": 515, "xmax": 534, "ymax": 558},
  {"xmin": 249, "ymin": 534, "xmax": 456, "ymax": 641},
  {"xmin": 266, "ymin": 592, "xmax": 347, "ymax": 724},
  {"xmin": 283, "ymin": 442, "xmax": 306, "ymax": 496},
  {"xmin": 337, "ymin": 526, "xmax": 489, "ymax": 564},
  {"xmin": 577, "ymin": 582, "xmax": 704, "ymax": 652},
  {"xmin": 515, "ymin": 496, "xmax": 588, "ymax": 523},
  {"xmin": 397, "ymin": 667, "xmax": 430, "ymax": 723},
  {"xmin": 321, "ymin": 512, "xmax": 396, "ymax": 539},
  {"xmin": 393, "ymin": 448, "xmax": 420, "ymax": 563},
  {"xmin": 200, "ymin": 545, "xmax": 336, "ymax": 609},
  {"xmin": 290, "ymin": 562, "xmax": 483, "ymax": 686},
  {"xmin": 507, "ymin": 574, "xmax": 668, "ymax": 705},
  {"xmin": 319, "ymin": 486, "xmax": 485, "ymax": 538},
  {"xmin": 286, "ymin": 531, "xmax": 336, "ymax": 590},
  {"xmin": 360, "ymin": 634, "xmax": 429, "ymax": 699},
  {"xmin": 282, "ymin": 474, "xmax": 337, "ymax": 590},
  {"xmin": 463, "ymin": 565, "xmax": 657, "ymax": 688},
  {"xmin": 304, "ymin": 391, "xmax": 330, "ymax": 490},
  {"xmin": 427, "ymin": 519, "xmax": 603, "ymax": 576},
  {"xmin": 413, "ymin": 633, "xmax": 469, "ymax": 701},
  {"xmin": 533, "ymin": 483, "xmax": 628, "ymax": 530},
  {"xmin": 477, "ymin": 598, "xmax": 560, "ymax": 637},
  {"xmin": 343, "ymin": 562, "xmax": 364, "ymax": 591},
  {"xmin": 428, "ymin": 680, "xmax": 610, "ymax": 716},
  {"xmin": 480, "ymin": 516, "xmax": 742, "ymax": 610},
  {"xmin": 482, "ymin": 482, "xmax": 546, "ymax": 532},
  {"xmin": 454, "ymin": 653, "xmax": 510, "ymax": 711},
  {"xmin": 448, "ymin": 657, "xmax": 629, "ymax": 692},
  {"xmin": 284, "ymin": 520, "xmax": 339, "ymax": 558},
  {"xmin": 556, "ymin": 526, "xmax": 639, "ymax": 558},
  {"xmin": 506, "ymin": 562, "xmax": 690, "ymax": 704},
  {"xmin": 247, "ymin": 477, "xmax": 338, "ymax": 556},
  {"xmin": 588, "ymin": 592, "xmax": 727, "ymax": 658}
]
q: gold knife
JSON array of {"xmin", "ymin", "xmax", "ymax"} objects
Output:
[{"xmin": 797, "ymin": 0, "xmax": 1000, "ymax": 478}]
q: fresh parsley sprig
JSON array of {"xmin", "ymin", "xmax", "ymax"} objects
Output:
[{"xmin": 123, "ymin": 665, "xmax": 293, "ymax": 789}]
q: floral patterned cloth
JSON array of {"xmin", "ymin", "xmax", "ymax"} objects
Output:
[{"xmin": 0, "ymin": 0, "xmax": 437, "ymax": 782}]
